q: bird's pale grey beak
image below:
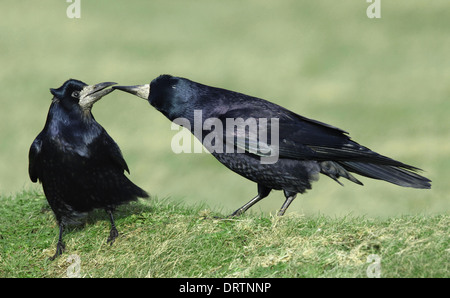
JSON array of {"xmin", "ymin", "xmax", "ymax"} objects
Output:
[
  {"xmin": 79, "ymin": 82, "xmax": 117, "ymax": 109},
  {"xmin": 113, "ymin": 84, "xmax": 150, "ymax": 100}
]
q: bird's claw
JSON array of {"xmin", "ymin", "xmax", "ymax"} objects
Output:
[
  {"xmin": 228, "ymin": 209, "xmax": 244, "ymax": 218},
  {"xmin": 107, "ymin": 228, "xmax": 119, "ymax": 245},
  {"xmin": 49, "ymin": 241, "xmax": 65, "ymax": 261}
]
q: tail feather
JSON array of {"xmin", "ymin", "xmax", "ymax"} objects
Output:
[
  {"xmin": 340, "ymin": 161, "xmax": 431, "ymax": 189},
  {"xmin": 128, "ymin": 181, "xmax": 150, "ymax": 199}
]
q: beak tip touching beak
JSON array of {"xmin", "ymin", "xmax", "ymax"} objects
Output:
[
  {"xmin": 79, "ymin": 83, "xmax": 150, "ymax": 110},
  {"xmin": 79, "ymin": 82, "xmax": 118, "ymax": 109},
  {"xmin": 112, "ymin": 84, "xmax": 150, "ymax": 100}
]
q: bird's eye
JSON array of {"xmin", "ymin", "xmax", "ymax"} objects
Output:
[{"xmin": 72, "ymin": 91, "xmax": 80, "ymax": 98}]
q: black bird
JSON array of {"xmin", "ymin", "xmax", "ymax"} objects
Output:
[
  {"xmin": 29, "ymin": 79, "xmax": 149, "ymax": 260},
  {"xmin": 114, "ymin": 75, "xmax": 430, "ymax": 217}
]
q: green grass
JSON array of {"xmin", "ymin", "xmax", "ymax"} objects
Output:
[{"xmin": 1, "ymin": 190, "xmax": 448, "ymax": 278}]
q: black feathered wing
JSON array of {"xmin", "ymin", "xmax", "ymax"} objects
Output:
[
  {"xmin": 100, "ymin": 129, "xmax": 130, "ymax": 174},
  {"xmin": 96, "ymin": 129, "xmax": 149, "ymax": 200},
  {"xmin": 218, "ymin": 106, "xmax": 362, "ymax": 161},
  {"xmin": 217, "ymin": 105, "xmax": 431, "ymax": 189},
  {"xmin": 29, "ymin": 133, "xmax": 43, "ymax": 183}
]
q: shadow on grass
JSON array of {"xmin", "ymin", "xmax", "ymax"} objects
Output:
[{"xmin": 40, "ymin": 198, "xmax": 156, "ymax": 237}]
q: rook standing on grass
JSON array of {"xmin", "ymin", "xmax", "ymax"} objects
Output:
[
  {"xmin": 114, "ymin": 75, "xmax": 430, "ymax": 216},
  {"xmin": 29, "ymin": 79, "xmax": 149, "ymax": 260}
]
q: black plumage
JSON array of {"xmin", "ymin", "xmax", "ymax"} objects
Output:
[
  {"xmin": 114, "ymin": 75, "xmax": 430, "ymax": 216},
  {"xmin": 29, "ymin": 79, "xmax": 148, "ymax": 260}
]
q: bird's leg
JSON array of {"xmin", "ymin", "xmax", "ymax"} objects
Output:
[
  {"xmin": 229, "ymin": 194, "xmax": 264, "ymax": 217},
  {"xmin": 49, "ymin": 223, "xmax": 65, "ymax": 261},
  {"xmin": 277, "ymin": 193, "xmax": 297, "ymax": 216},
  {"xmin": 106, "ymin": 209, "xmax": 119, "ymax": 245},
  {"xmin": 229, "ymin": 185, "xmax": 271, "ymax": 217}
]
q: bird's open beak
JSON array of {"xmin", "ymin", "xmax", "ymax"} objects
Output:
[
  {"xmin": 79, "ymin": 82, "xmax": 117, "ymax": 109},
  {"xmin": 113, "ymin": 84, "xmax": 150, "ymax": 100}
]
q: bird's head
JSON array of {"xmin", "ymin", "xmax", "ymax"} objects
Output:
[
  {"xmin": 50, "ymin": 79, "xmax": 117, "ymax": 113},
  {"xmin": 113, "ymin": 75, "xmax": 193, "ymax": 120}
]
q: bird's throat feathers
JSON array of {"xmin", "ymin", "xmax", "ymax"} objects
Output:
[{"xmin": 46, "ymin": 100, "xmax": 102, "ymax": 152}]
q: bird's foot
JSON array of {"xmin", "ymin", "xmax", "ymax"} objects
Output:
[
  {"xmin": 107, "ymin": 227, "xmax": 119, "ymax": 245},
  {"xmin": 49, "ymin": 241, "xmax": 65, "ymax": 261},
  {"xmin": 227, "ymin": 209, "xmax": 244, "ymax": 218}
]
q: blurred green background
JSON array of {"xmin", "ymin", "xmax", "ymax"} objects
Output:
[{"xmin": 0, "ymin": 1, "xmax": 448, "ymax": 217}]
